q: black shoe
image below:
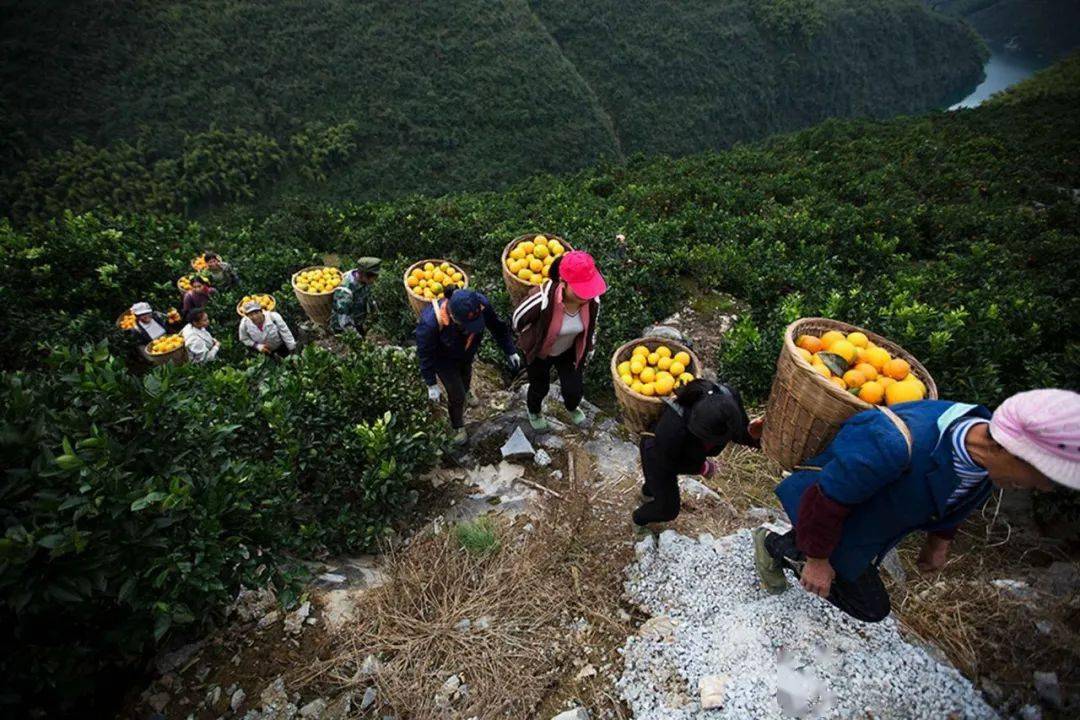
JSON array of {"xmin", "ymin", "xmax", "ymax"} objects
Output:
[{"xmin": 640, "ymin": 484, "xmax": 654, "ymax": 501}]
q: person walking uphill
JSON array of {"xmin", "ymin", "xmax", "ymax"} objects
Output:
[
  {"xmin": 512, "ymin": 251, "xmax": 606, "ymax": 431},
  {"xmin": 754, "ymin": 389, "xmax": 1080, "ymax": 623},
  {"xmin": 332, "ymin": 257, "xmax": 381, "ymax": 334},
  {"xmin": 417, "ymin": 287, "xmax": 521, "ymax": 445},
  {"xmin": 635, "ymin": 380, "xmax": 762, "ymax": 527}
]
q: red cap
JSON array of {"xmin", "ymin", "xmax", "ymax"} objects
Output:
[{"xmin": 560, "ymin": 250, "xmax": 607, "ymax": 300}]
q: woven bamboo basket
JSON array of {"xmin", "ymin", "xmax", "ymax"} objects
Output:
[
  {"xmin": 611, "ymin": 337, "xmax": 702, "ymax": 435},
  {"xmin": 761, "ymin": 317, "xmax": 938, "ymax": 470},
  {"xmin": 236, "ymin": 294, "xmax": 277, "ymax": 317},
  {"xmin": 501, "ymin": 233, "xmax": 573, "ymax": 309},
  {"xmin": 403, "ymin": 259, "xmax": 469, "ymax": 318},
  {"xmin": 291, "ymin": 266, "xmax": 340, "ymax": 326},
  {"xmin": 144, "ymin": 340, "xmax": 187, "ymax": 366}
]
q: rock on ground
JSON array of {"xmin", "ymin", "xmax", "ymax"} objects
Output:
[{"xmin": 618, "ymin": 530, "xmax": 999, "ymax": 720}]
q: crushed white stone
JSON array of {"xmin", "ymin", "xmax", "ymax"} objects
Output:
[{"xmin": 618, "ymin": 530, "xmax": 999, "ymax": 719}]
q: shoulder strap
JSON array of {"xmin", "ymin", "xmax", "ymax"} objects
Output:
[
  {"xmin": 877, "ymin": 406, "xmax": 913, "ymax": 462},
  {"xmin": 662, "ymin": 396, "xmax": 684, "ymax": 417}
]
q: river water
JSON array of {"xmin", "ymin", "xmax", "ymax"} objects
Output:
[{"xmin": 950, "ymin": 52, "xmax": 1044, "ymax": 109}]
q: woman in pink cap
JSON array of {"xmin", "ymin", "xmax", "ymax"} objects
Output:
[
  {"xmin": 512, "ymin": 250, "xmax": 606, "ymax": 430},
  {"xmin": 754, "ymin": 388, "xmax": 1080, "ymax": 623}
]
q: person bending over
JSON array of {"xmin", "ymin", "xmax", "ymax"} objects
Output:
[{"xmin": 754, "ymin": 389, "xmax": 1080, "ymax": 623}]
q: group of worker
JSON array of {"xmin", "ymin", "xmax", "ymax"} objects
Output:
[
  {"xmin": 124, "ymin": 244, "xmax": 1080, "ymax": 629},
  {"xmin": 407, "ymin": 241, "xmax": 1080, "ymax": 628}
]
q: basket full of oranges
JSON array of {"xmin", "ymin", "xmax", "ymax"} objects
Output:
[
  {"xmin": 761, "ymin": 318, "xmax": 938, "ymax": 470},
  {"xmin": 501, "ymin": 233, "xmax": 570, "ymax": 308},
  {"xmin": 403, "ymin": 260, "xmax": 469, "ymax": 317}
]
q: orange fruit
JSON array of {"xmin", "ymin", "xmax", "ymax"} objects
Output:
[
  {"xmin": 846, "ymin": 332, "xmax": 869, "ymax": 349},
  {"xmin": 884, "ymin": 358, "xmax": 911, "ymax": 381},
  {"xmin": 640, "ymin": 367, "xmax": 656, "ymax": 384},
  {"xmin": 794, "ymin": 348, "xmax": 812, "ymax": 363},
  {"xmin": 854, "ymin": 363, "xmax": 878, "ymax": 382},
  {"xmin": 669, "ymin": 360, "xmax": 687, "ymax": 376},
  {"xmin": 639, "ymin": 382, "xmax": 656, "ymax": 397},
  {"xmin": 879, "ymin": 377, "xmax": 897, "ymax": 389},
  {"xmin": 829, "ymin": 339, "xmax": 858, "ymax": 365},
  {"xmin": 657, "ymin": 357, "xmax": 674, "ymax": 372},
  {"xmin": 829, "ymin": 376, "xmax": 847, "ymax": 390},
  {"xmin": 843, "ymin": 369, "xmax": 867, "ymax": 388},
  {"xmin": 811, "ymin": 361, "xmax": 830, "ymax": 378},
  {"xmin": 820, "ymin": 331, "xmax": 845, "ymax": 350},
  {"xmin": 673, "ymin": 351, "xmax": 691, "ymax": 366},
  {"xmin": 796, "ymin": 335, "xmax": 824, "ymax": 354},
  {"xmin": 865, "ymin": 346, "xmax": 892, "ymax": 372},
  {"xmin": 885, "ymin": 378, "xmax": 925, "ymax": 406},
  {"xmin": 858, "ymin": 381, "xmax": 885, "ymax": 404},
  {"xmin": 647, "ymin": 353, "xmax": 660, "ymax": 366}
]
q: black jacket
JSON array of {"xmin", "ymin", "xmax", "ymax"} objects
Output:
[{"xmin": 644, "ymin": 383, "xmax": 758, "ymax": 481}]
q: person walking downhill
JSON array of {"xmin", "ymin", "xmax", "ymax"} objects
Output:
[
  {"xmin": 238, "ymin": 301, "xmax": 297, "ymax": 357},
  {"xmin": 512, "ymin": 251, "xmax": 607, "ymax": 431},
  {"xmin": 754, "ymin": 389, "xmax": 1080, "ymax": 623},
  {"xmin": 416, "ymin": 287, "xmax": 521, "ymax": 446},
  {"xmin": 332, "ymin": 257, "xmax": 381, "ymax": 335},
  {"xmin": 634, "ymin": 379, "xmax": 762, "ymax": 527}
]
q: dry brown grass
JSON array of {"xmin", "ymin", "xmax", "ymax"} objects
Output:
[
  {"xmin": 890, "ymin": 495, "xmax": 1080, "ymax": 712},
  {"xmin": 292, "ymin": 448, "xmax": 636, "ymax": 718}
]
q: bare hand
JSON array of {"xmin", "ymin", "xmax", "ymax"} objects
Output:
[
  {"xmin": 748, "ymin": 416, "xmax": 764, "ymax": 441},
  {"xmin": 258, "ymin": 344, "xmax": 270, "ymax": 353},
  {"xmin": 800, "ymin": 557, "xmax": 835, "ymax": 598},
  {"xmin": 917, "ymin": 535, "xmax": 951, "ymax": 572}
]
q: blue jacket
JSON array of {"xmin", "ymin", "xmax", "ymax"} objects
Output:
[
  {"xmin": 415, "ymin": 294, "xmax": 516, "ymax": 386},
  {"xmin": 775, "ymin": 400, "xmax": 993, "ymax": 581}
]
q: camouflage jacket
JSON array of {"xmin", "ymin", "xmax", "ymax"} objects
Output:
[{"xmin": 331, "ymin": 271, "xmax": 374, "ymax": 333}]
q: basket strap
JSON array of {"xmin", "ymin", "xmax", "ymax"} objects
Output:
[{"xmin": 877, "ymin": 406, "xmax": 913, "ymax": 462}]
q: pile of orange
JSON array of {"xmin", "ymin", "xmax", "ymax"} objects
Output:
[
  {"xmin": 191, "ymin": 254, "xmax": 208, "ymax": 271},
  {"xmin": 406, "ymin": 261, "xmax": 465, "ymax": 300},
  {"xmin": 147, "ymin": 334, "xmax": 184, "ymax": 355},
  {"xmin": 505, "ymin": 234, "xmax": 566, "ymax": 286},
  {"xmin": 617, "ymin": 344, "xmax": 695, "ymax": 397},
  {"xmin": 794, "ymin": 330, "xmax": 926, "ymax": 406}
]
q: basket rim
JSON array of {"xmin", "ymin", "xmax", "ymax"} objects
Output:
[
  {"xmin": 610, "ymin": 337, "xmax": 702, "ymax": 404},
  {"xmin": 235, "ymin": 293, "xmax": 277, "ymax": 317},
  {"xmin": 501, "ymin": 233, "xmax": 572, "ymax": 290},
  {"xmin": 291, "ymin": 265, "xmax": 343, "ymax": 297},
  {"xmin": 782, "ymin": 317, "xmax": 938, "ymax": 407},
  {"xmin": 402, "ymin": 258, "xmax": 469, "ymax": 302}
]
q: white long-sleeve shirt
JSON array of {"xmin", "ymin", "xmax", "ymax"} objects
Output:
[
  {"xmin": 181, "ymin": 324, "xmax": 220, "ymax": 363},
  {"xmin": 238, "ymin": 311, "xmax": 297, "ymax": 352}
]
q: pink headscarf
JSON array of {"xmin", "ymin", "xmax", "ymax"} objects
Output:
[{"xmin": 990, "ymin": 389, "xmax": 1080, "ymax": 490}]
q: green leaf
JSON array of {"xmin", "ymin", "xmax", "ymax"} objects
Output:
[
  {"xmin": 37, "ymin": 533, "xmax": 66, "ymax": 549},
  {"xmin": 818, "ymin": 352, "xmax": 849, "ymax": 378}
]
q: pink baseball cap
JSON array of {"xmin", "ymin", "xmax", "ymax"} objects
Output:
[
  {"xmin": 559, "ymin": 250, "xmax": 607, "ymax": 300},
  {"xmin": 990, "ymin": 389, "xmax": 1080, "ymax": 490}
]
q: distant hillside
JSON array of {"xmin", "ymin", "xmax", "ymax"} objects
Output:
[
  {"xmin": 0, "ymin": 0, "xmax": 986, "ymax": 221},
  {"xmin": 532, "ymin": 0, "xmax": 987, "ymax": 158}
]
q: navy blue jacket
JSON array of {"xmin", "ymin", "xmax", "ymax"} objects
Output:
[
  {"xmin": 775, "ymin": 400, "xmax": 993, "ymax": 581},
  {"xmin": 415, "ymin": 294, "xmax": 516, "ymax": 386}
]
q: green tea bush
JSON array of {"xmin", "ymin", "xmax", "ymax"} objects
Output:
[{"xmin": 0, "ymin": 339, "xmax": 445, "ymax": 713}]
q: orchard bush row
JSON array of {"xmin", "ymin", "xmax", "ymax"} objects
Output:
[{"xmin": 0, "ymin": 338, "xmax": 444, "ymax": 712}]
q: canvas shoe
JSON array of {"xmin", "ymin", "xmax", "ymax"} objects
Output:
[{"xmin": 753, "ymin": 527, "xmax": 790, "ymax": 594}]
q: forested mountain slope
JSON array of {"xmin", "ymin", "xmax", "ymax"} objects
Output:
[{"xmin": 1, "ymin": 0, "xmax": 984, "ymax": 220}]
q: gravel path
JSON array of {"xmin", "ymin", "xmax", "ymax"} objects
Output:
[{"xmin": 618, "ymin": 530, "xmax": 999, "ymax": 719}]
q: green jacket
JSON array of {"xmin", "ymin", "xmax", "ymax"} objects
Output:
[{"xmin": 331, "ymin": 271, "xmax": 374, "ymax": 332}]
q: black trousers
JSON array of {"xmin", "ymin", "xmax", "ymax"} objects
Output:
[
  {"xmin": 765, "ymin": 529, "xmax": 891, "ymax": 623},
  {"xmin": 526, "ymin": 348, "xmax": 584, "ymax": 415},
  {"xmin": 633, "ymin": 437, "xmax": 680, "ymax": 525},
  {"xmin": 436, "ymin": 360, "xmax": 474, "ymax": 429}
]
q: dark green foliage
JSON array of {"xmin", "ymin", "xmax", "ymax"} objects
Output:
[
  {"xmin": 0, "ymin": 0, "xmax": 986, "ymax": 218},
  {"xmin": 0, "ymin": 340, "xmax": 444, "ymax": 713},
  {"xmin": 532, "ymin": 0, "xmax": 987, "ymax": 161}
]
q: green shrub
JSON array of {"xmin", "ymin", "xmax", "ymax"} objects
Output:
[{"xmin": 0, "ymin": 339, "xmax": 445, "ymax": 713}]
